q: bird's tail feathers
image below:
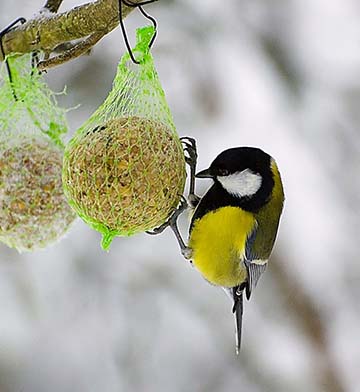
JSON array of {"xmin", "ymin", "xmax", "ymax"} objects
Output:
[{"xmin": 232, "ymin": 287, "xmax": 244, "ymax": 355}]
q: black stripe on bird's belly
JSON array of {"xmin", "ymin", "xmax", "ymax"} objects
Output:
[
  {"xmin": 190, "ymin": 176, "xmax": 273, "ymax": 232},
  {"xmin": 190, "ymin": 182, "xmax": 242, "ymax": 231}
]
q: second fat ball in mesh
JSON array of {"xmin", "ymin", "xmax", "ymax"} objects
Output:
[
  {"xmin": 0, "ymin": 53, "xmax": 76, "ymax": 252},
  {"xmin": 0, "ymin": 135, "xmax": 76, "ymax": 252}
]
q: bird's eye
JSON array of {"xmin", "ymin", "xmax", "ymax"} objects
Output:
[{"xmin": 218, "ymin": 168, "xmax": 229, "ymax": 176}]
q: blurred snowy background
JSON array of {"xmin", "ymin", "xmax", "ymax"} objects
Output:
[{"xmin": 1, "ymin": 0, "xmax": 360, "ymax": 391}]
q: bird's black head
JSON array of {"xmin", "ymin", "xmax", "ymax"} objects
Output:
[{"xmin": 196, "ymin": 147, "xmax": 275, "ymax": 211}]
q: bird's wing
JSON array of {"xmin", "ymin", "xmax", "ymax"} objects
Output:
[
  {"xmin": 244, "ymin": 260, "xmax": 267, "ymax": 300},
  {"xmin": 244, "ymin": 226, "xmax": 267, "ymax": 300}
]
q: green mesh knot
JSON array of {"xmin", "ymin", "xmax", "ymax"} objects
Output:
[
  {"xmin": 101, "ymin": 230, "xmax": 118, "ymax": 252},
  {"xmin": 63, "ymin": 26, "xmax": 186, "ymax": 250},
  {"xmin": 124, "ymin": 25, "xmax": 155, "ymax": 64}
]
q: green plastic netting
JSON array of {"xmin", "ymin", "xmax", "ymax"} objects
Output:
[
  {"xmin": 0, "ymin": 54, "xmax": 76, "ymax": 252},
  {"xmin": 63, "ymin": 26, "xmax": 186, "ymax": 250}
]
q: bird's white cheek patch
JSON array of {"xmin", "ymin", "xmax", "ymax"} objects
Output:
[{"xmin": 218, "ymin": 169, "xmax": 262, "ymax": 198}]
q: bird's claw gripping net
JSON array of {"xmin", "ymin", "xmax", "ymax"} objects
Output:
[
  {"xmin": 146, "ymin": 135, "xmax": 200, "ymax": 238},
  {"xmin": 146, "ymin": 195, "xmax": 188, "ymax": 235},
  {"xmin": 180, "ymin": 136, "xmax": 200, "ymax": 208},
  {"xmin": 147, "ymin": 195, "xmax": 192, "ymax": 259}
]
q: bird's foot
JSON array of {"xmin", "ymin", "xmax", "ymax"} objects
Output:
[
  {"xmin": 181, "ymin": 246, "xmax": 192, "ymax": 260},
  {"xmin": 180, "ymin": 137, "xmax": 197, "ymax": 168},
  {"xmin": 187, "ymin": 194, "xmax": 200, "ymax": 209},
  {"xmin": 180, "ymin": 136, "xmax": 200, "ymax": 207},
  {"xmin": 146, "ymin": 196, "xmax": 188, "ymax": 235}
]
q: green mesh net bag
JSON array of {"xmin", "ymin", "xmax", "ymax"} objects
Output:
[
  {"xmin": 0, "ymin": 54, "xmax": 76, "ymax": 252},
  {"xmin": 63, "ymin": 26, "xmax": 186, "ymax": 250}
]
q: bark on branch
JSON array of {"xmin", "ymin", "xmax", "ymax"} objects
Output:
[{"xmin": 0, "ymin": 0, "xmax": 146, "ymax": 67}]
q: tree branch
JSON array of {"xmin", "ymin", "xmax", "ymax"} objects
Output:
[
  {"xmin": 43, "ymin": 0, "xmax": 64, "ymax": 13},
  {"xmin": 0, "ymin": 0, "xmax": 146, "ymax": 66}
]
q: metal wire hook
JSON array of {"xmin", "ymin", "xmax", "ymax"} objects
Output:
[
  {"xmin": 118, "ymin": 0, "xmax": 158, "ymax": 64},
  {"xmin": 31, "ymin": 51, "xmax": 43, "ymax": 76},
  {"xmin": 0, "ymin": 17, "xmax": 27, "ymax": 100}
]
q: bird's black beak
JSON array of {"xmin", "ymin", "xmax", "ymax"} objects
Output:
[{"xmin": 195, "ymin": 168, "xmax": 213, "ymax": 178}]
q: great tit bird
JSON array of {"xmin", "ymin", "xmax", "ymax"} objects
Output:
[
  {"xmin": 148, "ymin": 141, "xmax": 284, "ymax": 354},
  {"xmin": 188, "ymin": 146, "xmax": 284, "ymax": 353}
]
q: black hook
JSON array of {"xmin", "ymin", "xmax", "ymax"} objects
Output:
[
  {"xmin": 31, "ymin": 51, "xmax": 43, "ymax": 76},
  {"xmin": 0, "ymin": 17, "xmax": 27, "ymax": 101},
  {"xmin": 119, "ymin": 0, "xmax": 158, "ymax": 64}
]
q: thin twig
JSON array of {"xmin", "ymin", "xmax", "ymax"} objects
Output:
[{"xmin": 38, "ymin": 30, "xmax": 105, "ymax": 70}]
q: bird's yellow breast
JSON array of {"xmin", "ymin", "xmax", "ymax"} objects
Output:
[{"xmin": 189, "ymin": 207, "xmax": 256, "ymax": 288}]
